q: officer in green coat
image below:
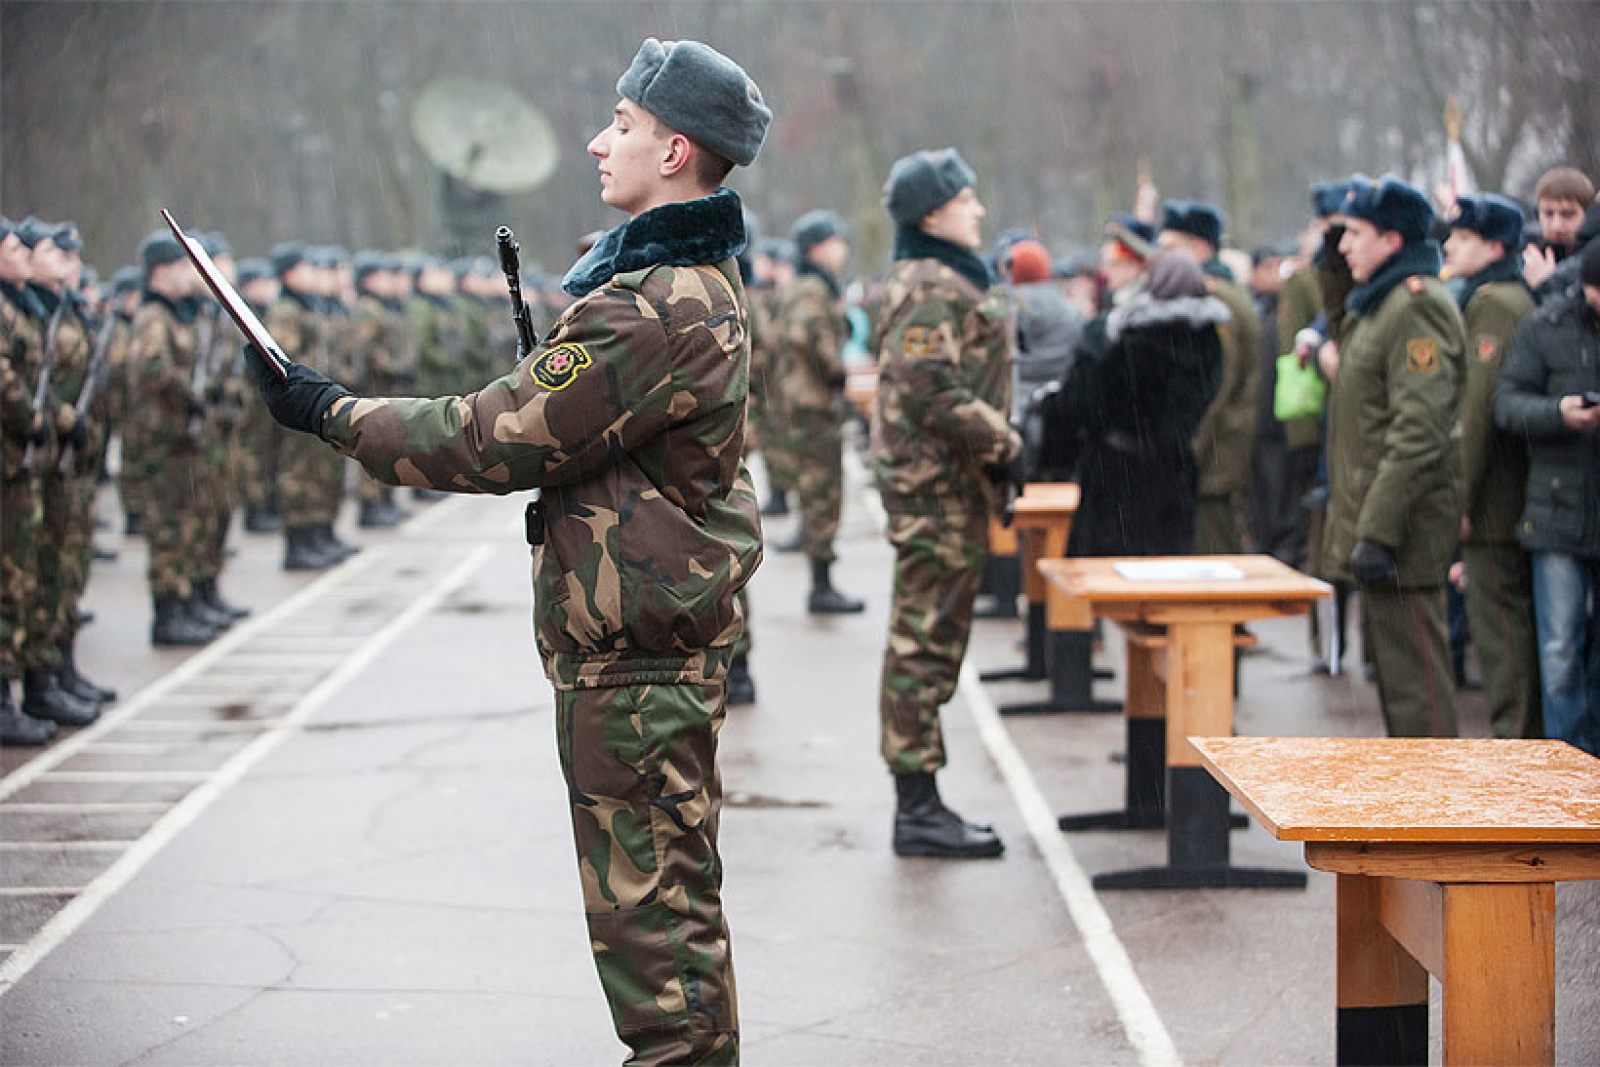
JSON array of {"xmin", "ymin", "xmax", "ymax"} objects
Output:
[
  {"xmin": 1445, "ymin": 194, "xmax": 1539, "ymax": 738},
  {"xmin": 244, "ymin": 38, "xmax": 769, "ymax": 1064},
  {"xmin": 1158, "ymin": 200, "xmax": 1260, "ymax": 554},
  {"xmin": 1328, "ymin": 176, "xmax": 1465, "ymax": 737}
]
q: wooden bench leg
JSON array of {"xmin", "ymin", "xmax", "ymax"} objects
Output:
[
  {"xmin": 1441, "ymin": 883, "xmax": 1554, "ymax": 1065},
  {"xmin": 1336, "ymin": 874, "xmax": 1429, "ymax": 1065}
]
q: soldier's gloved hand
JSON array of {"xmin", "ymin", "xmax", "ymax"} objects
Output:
[
  {"xmin": 65, "ymin": 415, "xmax": 89, "ymax": 450},
  {"xmin": 54, "ymin": 402, "xmax": 78, "ymax": 437},
  {"xmin": 1350, "ymin": 538, "xmax": 1398, "ymax": 587},
  {"xmin": 27, "ymin": 411, "xmax": 51, "ymax": 446},
  {"xmin": 245, "ymin": 344, "xmax": 350, "ymax": 438}
]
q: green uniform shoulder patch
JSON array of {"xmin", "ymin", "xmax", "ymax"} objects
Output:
[
  {"xmin": 531, "ymin": 342, "xmax": 593, "ymax": 391},
  {"xmin": 901, "ymin": 325, "xmax": 936, "ymax": 357},
  {"xmin": 1406, "ymin": 337, "xmax": 1440, "ymax": 374},
  {"xmin": 1476, "ymin": 336, "xmax": 1498, "ymax": 362}
]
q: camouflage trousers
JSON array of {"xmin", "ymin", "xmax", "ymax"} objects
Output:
[
  {"xmin": 146, "ymin": 451, "xmax": 207, "ymax": 600},
  {"xmin": 118, "ymin": 428, "xmax": 152, "ymax": 520},
  {"xmin": 194, "ymin": 441, "xmax": 237, "ymax": 582},
  {"xmin": 1, "ymin": 471, "xmax": 45, "ymax": 679},
  {"xmin": 55, "ymin": 463, "xmax": 100, "ymax": 647},
  {"xmin": 33, "ymin": 467, "xmax": 95, "ymax": 661},
  {"xmin": 277, "ymin": 432, "xmax": 342, "ymax": 527},
  {"xmin": 556, "ymin": 681, "xmax": 738, "ymax": 1066},
  {"xmin": 758, "ymin": 406, "xmax": 797, "ymax": 497},
  {"xmin": 235, "ymin": 404, "xmax": 282, "ymax": 513},
  {"xmin": 879, "ymin": 509, "xmax": 989, "ymax": 774},
  {"xmin": 787, "ymin": 411, "xmax": 843, "ymax": 565}
]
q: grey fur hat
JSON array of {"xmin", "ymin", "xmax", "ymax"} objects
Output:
[
  {"xmin": 139, "ymin": 230, "xmax": 187, "ymax": 275},
  {"xmin": 790, "ymin": 209, "xmax": 847, "ymax": 254},
  {"xmin": 617, "ymin": 38, "xmax": 771, "ymax": 167},
  {"xmin": 883, "ymin": 148, "xmax": 976, "ymax": 228}
]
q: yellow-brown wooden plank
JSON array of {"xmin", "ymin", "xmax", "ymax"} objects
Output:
[{"xmin": 1441, "ymin": 882, "xmax": 1555, "ymax": 1065}]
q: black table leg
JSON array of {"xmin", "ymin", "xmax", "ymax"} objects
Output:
[
  {"xmin": 1001, "ymin": 629, "xmax": 1121, "ymax": 715},
  {"xmin": 1336, "ymin": 1005, "xmax": 1427, "ymax": 1066},
  {"xmin": 974, "ymin": 553, "xmax": 1022, "ymax": 619},
  {"xmin": 981, "ymin": 602, "xmax": 1048, "ymax": 682}
]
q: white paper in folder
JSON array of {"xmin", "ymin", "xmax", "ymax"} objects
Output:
[{"xmin": 1112, "ymin": 561, "xmax": 1247, "ymax": 581}]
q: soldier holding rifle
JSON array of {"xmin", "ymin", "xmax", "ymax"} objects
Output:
[{"xmin": 235, "ymin": 38, "xmax": 769, "ymax": 1064}]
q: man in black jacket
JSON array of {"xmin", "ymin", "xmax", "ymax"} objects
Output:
[{"xmin": 1494, "ymin": 240, "xmax": 1600, "ymax": 754}]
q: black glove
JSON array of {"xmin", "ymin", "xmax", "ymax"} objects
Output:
[
  {"xmin": 66, "ymin": 416, "xmax": 89, "ymax": 450},
  {"xmin": 985, "ymin": 452, "xmax": 1029, "ymax": 527},
  {"xmin": 22, "ymin": 411, "xmax": 50, "ymax": 446},
  {"xmin": 1350, "ymin": 538, "xmax": 1398, "ymax": 587},
  {"xmin": 245, "ymin": 344, "xmax": 350, "ymax": 438}
]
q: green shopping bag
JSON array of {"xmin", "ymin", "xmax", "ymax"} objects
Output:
[{"xmin": 1274, "ymin": 353, "xmax": 1326, "ymax": 422}]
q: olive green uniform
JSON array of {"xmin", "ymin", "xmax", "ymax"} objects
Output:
[
  {"xmin": 1458, "ymin": 273, "xmax": 1539, "ymax": 738},
  {"xmin": 1326, "ymin": 268, "xmax": 1464, "ymax": 736},
  {"xmin": 1193, "ymin": 270, "xmax": 1260, "ymax": 554}
]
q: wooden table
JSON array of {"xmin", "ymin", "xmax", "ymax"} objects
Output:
[
  {"xmin": 978, "ymin": 484, "xmax": 1113, "ymax": 714},
  {"xmin": 1039, "ymin": 554, "xmax": 1329, "ymax": 888},
  {"xmin": 1194, "ymin": 737, "xmax": 1600, "ymax": 1066}
]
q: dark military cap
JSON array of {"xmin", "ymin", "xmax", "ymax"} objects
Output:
[
  {"xmin": 1311, "ymin": 181, "xmax": 1352, "ymax": 219},
  {"xmin": 471, "ymin": 256, "xmax": 497, "ymax": 277},
  {"xmin": 235, "ymin": 258, "xmax": 271, "ymax": 285},
  {"xmin": 1342, "ymin": 175, "xmax": 1435, "ymax": 244},
  {"xmin": 111, "ymin": 265, "xmax": 142, "ymax": 294},
  {"xmin": 323, "ymin": 245, "xmax": 351, "ymax": 267},
  {"xmin": 353, "ymin": 251, "xmax": 389, "ymax": 284},
  {"xmin": 790, "ymin": 209, "xmax": 847, "ymax": 254},
  {"xmin": 15, "ymin": 217, "xmax": 53, "ymax": 249},
  {"xmin": 271, "ymin": 242, "xmax": 306, "ymax": 276},
  {"xmin": 53, "ymin": 222, "xmax": 84, "ymax": 254},
  {"xmin": 1161, "ymin": 200, "xmax": 1226, "ymax": 248},
  {"xmin": 1448, "ymin": 194, "xmax": 1525, "ymax": 249},
  {"xmin": 0, "ymin": 217, "xmax": 13, "ymax": 240},
  {"xmin": 617, "ymin": 38, "xmax": 771, "ymax": 167},
  {"xmin": 80, "ymin": 264, "xmax": 99, "ymax": 288},
  {"xmin": 754, "ymin": 236, "xmax": 795, "ymax": 265},
  {"xmin": 884, "ymin": 148, "xmax": 977, "ymax": 228},
  {"xmin": 139, "ymin": 229, "xmax": 187, "ymax": 274},
  {"xmin": 448, "ymin": 257, "xmax": 476, "ymax": 278},
  {"xmin": 200, "ymin": 230, "xmax": 233, "ymax": 258},
  {"xmin": 1104, "ymin": 214, "xmax": 1155, "ymax": 262}
]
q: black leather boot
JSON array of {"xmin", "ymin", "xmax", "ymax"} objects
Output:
[
  {"xmin": 284, "ymin": 527, "xmax": 333, "ymax": 571},
  {"xmin": 759, "ymin": 488, "xmax": 789, "ymax": 517},
  {"xmin": 1, "ymin": 680, "xmax": 56, "ymax": 746},
  {"xmin": 22, "ymin": 669, "xmax": 100, "ymax": 727},
  {"xmin": 243, "ymin": 506, "xmax": 283, "ymax": 534},
  {"xmin": 187, "ymin": 590, "xmax": 234, "ymax": 632},
  {"xmin": 317, "ymin": 524, "xmax": 360, "ymax": 561},
  {"xmin": 59, "ymin": 637, "xmax": 117, "ymax": 704},
  {"xmin": 199, "ymin": 577, "xmax": 250, "ymax": 621},
  {"xmin": 726, "ymin": 656, "xmax": 756, "ymax": 706},
  {"xmin": 358, "ymin": 499, "xmax": 402, "ymax": 528},
  {"xmin": 123, "ymin": 512, "xmax": 144, "ymax": 536},
  {"xmin": 893, "ymin": 772, "xmax": 1004, "ymax": 858},
  {"xmin": 152, "ymin": 596, "xmax": 215, "ymax": 646},
  {"xmin": 808, "ymin": 560, "xmax": 865, "ymax": 614}
]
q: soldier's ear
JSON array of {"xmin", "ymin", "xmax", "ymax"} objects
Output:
[{"xmin": 659, "ymin": 133, "xmax": 694, "ymax": 180}]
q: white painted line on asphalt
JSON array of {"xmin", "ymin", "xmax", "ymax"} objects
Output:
[
  {"xmin": 0, "ymin": 842, "xmax": 132, "ymax": 851},
  {"xmin": 40, "ymin": 772, "xmax": 211, "ymax": 783},
  {"xmin": 960, "ymin": 664, "xmax": 1181, "ymax": 1067},
  {"xmin": 0, "ymin": 803, "xmax": 170, "ymax": 813},
  {"xmin": 0, "ymin": 549, "xmax": 382, "ymax": 805},
  {"xmin": 0, "ymin": 542, "xmax": 495, "ymax": 997},
  {"xmin": 0, "ymin": 888, "xmax": 86, "ymax": 897}
]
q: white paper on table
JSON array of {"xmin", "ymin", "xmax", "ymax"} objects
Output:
[{"xmin": 1112, "ymin": 561, "xmax": 1247, "ymax": 581}]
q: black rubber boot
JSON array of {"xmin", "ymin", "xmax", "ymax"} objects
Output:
[
  {"xmin": 1, "ymin": 681, "xmax": 56, "ymax": 746},
  {"xmin": 382, "ymin": 489, "xmax": 412, "ymax": 524},
  {"xmin": 759, "ymin": 488, "xmax": 789, "ymax": 517},
  {"xmin": 412, "ymin": 488, "xmax": 447, "ymax": 504},
  {"xmin": 124, "ymin": 512, "xmax": 144, "ymax": 536},
  {"xmin": 243, "ymin": 506, "xmax": 283, "ymax": 534},
  {"xmin": 358, "ymin": 499, "xmax": 403, "ymax": 528},
  {"xmin": 59, "ymin": 637, "xmax": 117, "ymax": 704},
  {"xmin": 199, "ymin": 577, "xmax": 250, "ymax": 621},
  {"xmin": 892, "ymin": 772, "xmax": 1004, "ymax": 859},
  {"xmin": 284, "ymin": 527, "xmax": 334, "ymax": 571},
  {"xmin": 317, "ymin": 524, "xmax": 361, "ymax": 561},
  {"xmin": 22, "ymin": 669, "xmax": 100, "ymax": 727},
  {"xmin": 726, "ymin": 656, "xmax": 756, "ymax": 706},
  {"xmin": 151, "ymin": 596, "xmax": 215, "ymax": 646},
  {"xmin": 187, "ymin": 591, "xmax": 234, "ymax": 632},
  {"xmin": 807, "ymin": 560, "xmax": 865, "ymax": 614}
]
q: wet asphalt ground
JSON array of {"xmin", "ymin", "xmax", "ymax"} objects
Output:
[{"xmin": 1, "ymin": 451, "xmax": 1597, "ymax": 1066}]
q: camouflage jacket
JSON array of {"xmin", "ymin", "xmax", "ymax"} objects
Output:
[
  {"xmin": 771, "ymin": 267, "xmax": 847, "ymax": 417},
  {"xmin": 0, "ymin": 283, "xmax": 45, "ymax": 477},
  {"xmin": 356, "ymin": 294, "xmax": 407, "ymax": 391},
  {"xmin": 1193, "ymin": 273, "xmax": 1261, "ymax": 497},
  {"xmin": 266, "ymin": 291, "xmax": 328, "ymax": 375},
  {"xmin": 410, "ymin": 294, "xmax": 468, "ymax": 398},
  {"xmin": 871, "ymin": 256, "xmax": 1020, "ymax": 515},
  {"xmin": 1458, "ymin": 273, "xmax": 1534, "ymax": 544},
  {"xmin": 129, "ymin": 295, "xmax": 202, "ymax": 456},
  {"xmin": 322, "ymin": 300, "xmax": 363, "ymax": 389},
  {"xmin": 324, "ymin": 258, "xmax": 761, "ymax": 690}
]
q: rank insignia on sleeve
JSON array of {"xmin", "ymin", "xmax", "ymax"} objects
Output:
[
  {"xmin": 1406, "ymin": 337, "xmax": 1440, "ymax": 374},
  {"xmin": 902, "ymin": 325, "xmax": 936, "ymax": 357},
  {"xmin": 531, "ymin": 343, "xmax": 593, "ymax": 391},
  {"xmin": 1477, "ymin": 338, "xmax": 1498, "ymax": 361}
]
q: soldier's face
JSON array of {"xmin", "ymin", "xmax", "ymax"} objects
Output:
[
  {"xmin": 921, "ymin": 187, "xmax": 985, "ymax": 251},
  {"xmin": 1339, "ymin": 219, "xmax": 1402, "ymax": 283},
  {"xmin": 29, "ymin": 239, "xmax": 70, "ymax": 286},
  {"xmin": 1444, "ymin": 229, "xmax": 1501, "ymax": 279},
  {"xmin": 589, "ymin": 99, "xmax": 677, "ymax": 217},
  {"xmin": 0, "ymin": 234, "xmax": 30, "ymax": 283},
  {"xmin": 809, "ymin": 235, "xmax": 851, "ymax": 277},
  {"xmin": 1538, "ymin": 198, "xmax": 1585, "ymax": 250}
]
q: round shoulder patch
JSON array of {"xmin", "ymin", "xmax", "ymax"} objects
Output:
[
  {"xmin": 1405, "ymin": 337, "xmax": 1440, "ymax": 374},
  {"xmin": 530, "ymin": 342, "xmax": 593, "ymax": 391}
]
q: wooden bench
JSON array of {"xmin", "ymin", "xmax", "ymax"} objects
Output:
[
  {"xmin": 1039, "ymin": 555, "xmax": 1330, "ymax": 889},
  {"xmin": 1194, "ymin": 736, "xmax": 1600, "ymax": 1066}
]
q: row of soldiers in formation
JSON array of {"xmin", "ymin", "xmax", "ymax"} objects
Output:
[{"xmin": 0, "ymin": 216, "xmax": 549, "ymax": 744}]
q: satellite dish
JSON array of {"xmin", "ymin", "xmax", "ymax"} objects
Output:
[{"xmin": 410, "ymin": 77, "xmax": 559, "ymax": 194}]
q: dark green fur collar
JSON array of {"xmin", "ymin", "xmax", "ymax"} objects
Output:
[{"xmin": 562, "ymin": 188, "xmax": 748, "ymax": 298}]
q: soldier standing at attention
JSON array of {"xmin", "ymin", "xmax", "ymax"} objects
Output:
[
  {"xmin": 353, "ymin": 253, "xmax": 412, "ymax": 528},
  {"xmin": 233, "ymin": 258, "xmax": 284, "ymax": 533},
  {"xmin": 1445, "ymin": 195, "xmax": 1539, "ymax": 739},
  {"xmin": 1328, "ymin": 176, "xmax": 1465, "ymax": 737},
  {"xmin": 244, "ymin": 38, "xmax": 768, "ymax": 1064},
  {"xmin": 749, "ymin": 237, "xmax": 796, "ymax": 517},
  {"xmin": 772, "ymin": 210, "xmax": 866, "ymax": 614},
  {"xmin": 873, "ymin": 149, "xmax": 1021, "ymax": 859},
  {"xmin": 1157, "ymin": 201, "xmax": 1261, "ymax": 555}
]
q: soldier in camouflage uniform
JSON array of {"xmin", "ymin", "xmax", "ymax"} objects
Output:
[
  {"xmin": 1157, "ymin": 201, "xmax": 1260, "ymax": 554},
  {"xmin": 314, "ymin": 247, "xmax": 361, "ymax": 556},
  {"xmin": 353, "ymin": 252, "xmax": 412, "ymax": 528},
  {"xmin": 1, "ymin": 219, "xmax": 61, "ymax": 744},
  {"xmin": 1445, "ymin": 195, "xmax": 1539, "ymax": 739},
  {"xmin": 771, "ymin": 210, "xmax": 866, "ymax": 613},
  {"xmin": 748, "ymin": 238, "xmax": 795, "ymax": 517},
  {"xmin": 233, "ymin": 259, "xmax": 284, "ymax": 532},
  {"xmin": 1328, "ymin": 176, "xmax": 1464, "ymax": 737},
  {"xmin": 873, "ymin": 149, "xmax": 1020, "ymax": 860},
  {"xmin": 244, "ymin": 38, "xmax": 769, "ymax": 1065}
]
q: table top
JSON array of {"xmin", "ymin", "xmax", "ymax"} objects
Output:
[
  {"xmin": 1192, "ymin": 737, "xmax": 1600, "ymax": 843},
  {"xmin": 1013, "ymin": 483, "xmax": 1080, "ymax": 516},
  {"xmin": 1038, "ymin": 554, "xmax": 1329, "ymax": 604}
]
